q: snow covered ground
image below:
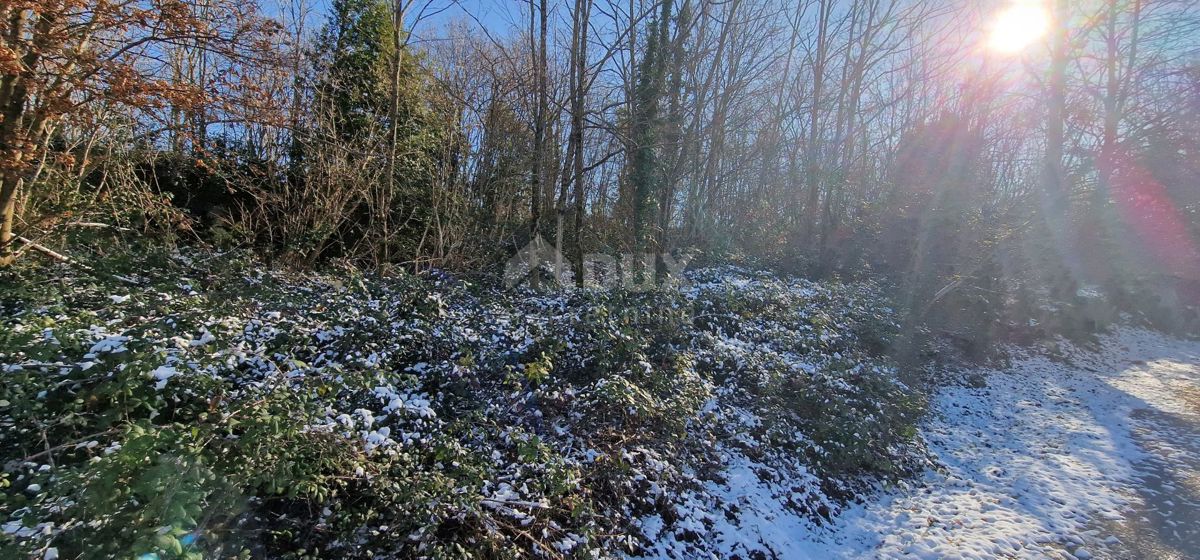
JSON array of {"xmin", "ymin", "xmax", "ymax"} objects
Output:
[
  {"xmin": 5, "ymin": 255, "xmax": 1197, "ymax": 559},
  {"xmin": 640, "ymin": 327, "xmax": 1200, "ymax": 559}
]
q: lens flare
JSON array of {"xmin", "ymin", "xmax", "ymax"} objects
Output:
[{"xmin": 988, "ymin": 2, "xmax": 1050, "ymax": 53}]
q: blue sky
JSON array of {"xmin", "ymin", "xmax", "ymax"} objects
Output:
[
  {"xmin": 270, "ymin": 0, "xmax": 531, "ymax": 41},
  {"xmin": 264, "ymin": 0, "xmax": 621, "ymax": 48}
]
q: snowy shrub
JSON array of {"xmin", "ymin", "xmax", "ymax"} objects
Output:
[{"xmin": 0, "ymin": 251, "xmax": 927, "ymax": 558}]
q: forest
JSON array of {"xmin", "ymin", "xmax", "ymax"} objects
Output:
[{"xmin": 1, "ymin": 0, "xmax": 1199, "ymax": 558}]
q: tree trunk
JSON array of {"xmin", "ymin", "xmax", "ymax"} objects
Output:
[
  {"xmin": 381, "ymin": 0, "xmax": 407, "ymax": 266},
  {"xmin": 1045, "ymin": 0, "xmax": 1067, "ymax": 214},
  {"xmin": 630, "ymin": 0, "xmax": 673, "ymax": 257},
  {"xmin": 1043, "ymin": 0, "xmax": 1077, "ymax": 297},
  {"xmin": 657, "ymin": 0, "xmax": 690, "ymax": 247},
  {"xmin": 571, "ymin": 0, "xmax": 592, "ymax": 287},
  {"xmin": 802, "ymin": 0, "xmax": 832, "ymax": 246},
  {"xmin": 529, "ymin": 0, "xmax": 548, "ymax": 289},
  {"xmin": 0, "ymin": 9, "xmax": 36, "ymax": 267},
  {"xmin": 0, "ymin": 175, "xmax": 17, "ymax": 267}
]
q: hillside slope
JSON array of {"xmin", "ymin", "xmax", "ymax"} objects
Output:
[{"xmin": 0, "ymin": 252, "xmax": 926, "ymax": 559}]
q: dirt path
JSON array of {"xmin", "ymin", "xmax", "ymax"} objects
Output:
[
  {"xmin": 1096, "ymin": 384, "xmax": 1200, "ymax": 559},
  {"xmin": 821, "ymin": 327, "xmax": 1200, "ymax": 559},
  {"xmin": 634, "ymin": 327, "xmax": 1200, "ymax": 559}
]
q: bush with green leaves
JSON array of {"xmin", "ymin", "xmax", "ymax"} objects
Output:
[{"xmin": 1, "ymin": 251, "xmax": 928, "ymax": 559}]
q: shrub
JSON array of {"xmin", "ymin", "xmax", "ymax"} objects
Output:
[{"xmin": 0, "ymin": 251, "xmax": 928, "ymax": 558}]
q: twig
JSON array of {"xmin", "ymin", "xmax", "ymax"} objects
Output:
[
  {"xmin": 16, "ymin": 236, "xmax": 141, "ymax": 286},
  {"xmin": 63, "ymin": 221, "xmax": 133, "ymax": 232},
  {"xmin": 480, "ymin": 497, "xmax": 551, "ymax": 510},
  {"xmin": 5, "ymin": 428, "xmax": 121, "ymax": 472}
]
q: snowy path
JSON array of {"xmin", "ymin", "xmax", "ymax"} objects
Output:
[
  {"xmin": 823, "ymin": 328, "xmax": 1200, "ymax": 559},
  {"xmin": 641, "ymin": 327, "xmax": 1200, "ymax": 559}
]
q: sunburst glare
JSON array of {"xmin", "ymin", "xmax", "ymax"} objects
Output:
[{"xmin": 988, "ymin": 1, "xmax": 1051, "ymax": 53}]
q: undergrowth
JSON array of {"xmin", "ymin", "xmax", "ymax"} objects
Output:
[{"xmin": 0, "ymin": 250, "xmax": 928, "ymax": 559}]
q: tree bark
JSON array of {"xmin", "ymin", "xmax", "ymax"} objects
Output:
[
  {"xmin": 570, "ymin": 0, "xmax": 592, "ymax": 287},
  {"xmin": 0, "ymin": 176, "xmax": 17, "ymax": 267},
  {"xmin": 1043, "ymin": 0, "xmax": 1077, "ymax": 297},
  {"xmin": 529, "ymin": 0, "xmax": 549, "ymax": 289},
  {"xmin": 382, "ymin": 0, "xmax": 407, "ymax": 266},
  {"xmin": 802, "ymin": 0, "xmax": 833, "ymax": 247}
]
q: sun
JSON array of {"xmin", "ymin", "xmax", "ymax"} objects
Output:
[{"xmin": 988, "ymin": 1, "xmax": 1050, "ymax": 54}]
